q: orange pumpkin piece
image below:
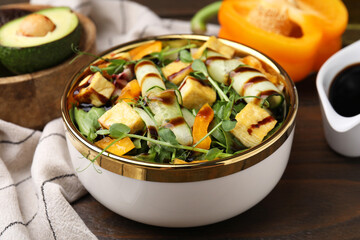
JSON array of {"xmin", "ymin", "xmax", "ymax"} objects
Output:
[
  {"xmin": 129, "ymin": 41, "xmax": 162, "ymax": 60},
  {"xmin": 192, "ymin": 103, "xmax": 214, "ymax": 150},
  {"xmin": 117, "ymin": 80, "xmax": 141, "ymax": 103},
  {"xmin": 95, "ymin": 62, "xmax": 112, "ymax": 80},
  {"xmin": 95, "ymin": 136, "xmax": 135, "ymax": 156}
]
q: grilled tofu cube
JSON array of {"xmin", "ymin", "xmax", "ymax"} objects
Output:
[
  {"xmin": 230, "ymin": 102, "xmax": 277, "ymax": 148},
  {"xmin": 74, "ymin": 72, "xmax": 115, "ymax": 107},
  {"xmin": 98, "ymin": 101, "xmax": 145, "ymax": 133},
  {"xmin": 180, "ymin": 76, "xmax": 216, "ymax": 110},
  {"xmin": 161, "ymin": 60, "xmax": 192, "ymax": 85},
  {"xmin": 192, "ymin": 36, "xmax": 235, "ymax": 59}
]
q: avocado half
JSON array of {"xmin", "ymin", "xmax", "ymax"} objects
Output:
[
  {"xmin": 0, "ymin": 7, "xmax": 81, "ymax": 74},
  {"xmin": 0, "ymin": 8, "xmax": 32, "ymax": 77}
]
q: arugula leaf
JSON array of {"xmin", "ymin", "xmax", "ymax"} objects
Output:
[
  {"xmin": 223, "ymin": 95, "xmax": 235, "ymax": 120},
  {"xmin": 179, "ymin": 49, "xmax": 193, "ymax": 63},
  {"xmin": 233, "ymin": 101, "xmax": 246, "ymax": 114},
  {"xmin": 109, "ymin": 59, "xmax": 127, "ymax": 65},
  {"xmin": 191, "ymin": 59, "xmax": 208, "ymax": 75},
  {"xmin": 264, "ymin": 122, "xmax": 283, "ymax": 140},
  {"xmin": 90, "ymin": 65, "xmax": 102, "ymax": 73},
  {"xmin": 222, "ymin": 120, "xmax": 237, "ymax": 132},
  {"xmin": 165, "ymin": 80, "xmax": 179, "ymax": 90},
  {"xmin": 212, "ymin": 101, "xmax": 226, "ymax": 120},
  {"xmin": 158, "ymin": 128, "xmax": 178, "ymax": 145},
  {"xmin": 202, "ymin": 148, "xmax": 224, "ymax": 160},
  {"xmin": 74, "ymin": 107, "xmax": 106, "ymax": 142},
  {"xmin": 149, "ymin": 144, "xmax": 173, "ymax": 163},
  {"xmin": 210, "ymin": 121, "xmax": 226, "ymax": 145},
  {"xmin": 147, "ymin": 44, "xmax": 196, "ymax": 67},
  {"xmin": 133, "ymin": 152, "xmax": 157, "ymax": 162},
  {"xmin": 133, "ymin": 138, "xmax": 142, "ymax": 149},
  {"xmin": 96, "ymin": 129, "xmax": 110, "ymax": 135},
  {"xmin": 189, "ymin": 71, "xmax": 208, "ymax": 81},
  {"xmin": 109, "ymin": 123, "xmax": 131, "ymax": 139},
  {"xmin": 221, "ymin": 128, "xmax": 233, "ymax": 154}
]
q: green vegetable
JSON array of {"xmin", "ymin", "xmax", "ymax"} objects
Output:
[
  {"xmin": 222, "ymin": 120, "xmax": 236, "ymax": 132},
  {"xmin": 202, "ymin": 147, "xmax": 224, "ymax": 161},
  {"xmin": 74, "ymin": 107, "xmax": 106, "ymax": 142},
  {"xmin": 148, "ymin": 43, "xmax": 196, "ymax": 67},
  {"xmin": 191, "ymin": 1, "xmax": 222, "ymax": 34},
  {"xmin": 179, "ymin": 49, "xmax": 193, "ymax": 63}
]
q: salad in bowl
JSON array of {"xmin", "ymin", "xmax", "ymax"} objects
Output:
[
  {"xmin": 68, "ymin": 36, "xmax": 287, "ymax": 165},
  {"xmin": 61, "ymin": 35, "xmax": 297, "ymax": 227}
]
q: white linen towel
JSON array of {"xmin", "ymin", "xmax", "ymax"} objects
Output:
[{"xmin": 0, "ymin": 0, "xmax": 219, "ymax": 239}]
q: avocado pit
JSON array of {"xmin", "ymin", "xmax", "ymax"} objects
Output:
[{"xmin": 17, "ymin": 13, "xmax": 56, "ymax": 37}]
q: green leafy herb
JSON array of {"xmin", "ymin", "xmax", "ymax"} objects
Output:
[
  {"xmin": 148, "ymin": 43, "xmax": 197, "ymax": 67},
  {"xmin": 74, "ymin": 107, "xmax": 106, "ymax": 142},
  {"xmin": 189, "ymin": 71, "xmax": 208, "ymax": 81},
  {"xmin": 133, "ymin": 152, "xmax": 157, "ymax": 162},
  {"xmin": 158, "ymin": 128, "xmax": 178, "ymax": 145},
  {"xmin": 133, "ymin": 138, "xmax": 142, "ymax": 149},
  {"xmin": 96, "ymin": 129, "xmax": 110, "ymax": 135},
  {"xmin": 202, "ymin": 148, "xmax": 224, "ymax": 161},
  {"xmin": 191, "ymin": 59, "xmax": 208, "ymax": 73},
  {"xmin": 179, "ymin": 49, "xmax": 193, "ymax": 63},
  {"xmin": 89, "ymin": 65, "xmax": 102, "ymax": 73},
  {"xmin": 191, "ymin": 59, "xmax": 229, "ymax": 101},
  {"xmin": 222, "ymin": 120, "xmax": 237, "ymax": 132},
  {"xmin": 233, "ymin": 101, "xmax": 246, "ymax": 114},
  {"xmin": 165, "ymin": 80, "xmax": 179, "ymax": 90},
  {"xmin": 109, "ymin": 123, "xmax": 131, "ymax": 139}
]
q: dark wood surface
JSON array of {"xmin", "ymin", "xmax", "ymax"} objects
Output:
[{"xmin": 2, "ymin": 0, "xmax": 360, "ymax": 239}]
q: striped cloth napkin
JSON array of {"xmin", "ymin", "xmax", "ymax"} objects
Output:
[{"xmin": 0, "ymin": 0, "xmax": 219, "ymax": 239}]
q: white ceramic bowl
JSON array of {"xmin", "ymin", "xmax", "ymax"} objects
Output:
[
  {"xmin": 316, "ymin": 40, "xmax": 360, "ymax": 157},
  {"xmin": 61, "ymin": 35, "xmax": 298, "ymax": 227}
]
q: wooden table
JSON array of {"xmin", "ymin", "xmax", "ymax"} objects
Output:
[
  {"xmin": 2, "ymin": 0, "xmax": 359, "ymax": 239},
  {"xmin": 71, "ymin": 1, "xmax": 360, "ymax": 239}
]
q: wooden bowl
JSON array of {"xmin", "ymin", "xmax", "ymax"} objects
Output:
[{"xmin": 0, "ymin": 4, "xmax": 96, "ymax": 130}]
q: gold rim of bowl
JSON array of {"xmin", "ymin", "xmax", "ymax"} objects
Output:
[{"xmin": 61, "ymin": 34, "xmax": 298, "ymax": 183}]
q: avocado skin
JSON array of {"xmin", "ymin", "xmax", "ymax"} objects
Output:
[
  {"xmin": 0, "ymin": 61, "xmax": 13, "ymax": 77},
  {"xmin": 0, "ymin": 24, "xmax": 81, "ymax": 74}
]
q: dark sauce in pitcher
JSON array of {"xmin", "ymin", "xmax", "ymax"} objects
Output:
[{"xmin": 329, "ymin": 63, "xmax": 360, "ymax": 117}]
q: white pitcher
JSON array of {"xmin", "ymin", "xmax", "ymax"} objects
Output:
[{"xmin": 316, "ymin": 40, "xmax": 360, "ymax": 157}]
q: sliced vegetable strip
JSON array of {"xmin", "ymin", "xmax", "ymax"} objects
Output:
[
  {"xmin": 135, "ymin": 60, "xmax": 165, "ymax": 96},
  {"xmin": 134, "ymin": 60, "xmax": 193, "ymax": 146},
  {"xmin": 192, "ymin": 103, "xmax": 214, "ymax": 149},
  {"xmin": 229, "ymin": 65, "xmax": 283, "ymax": 108}
]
